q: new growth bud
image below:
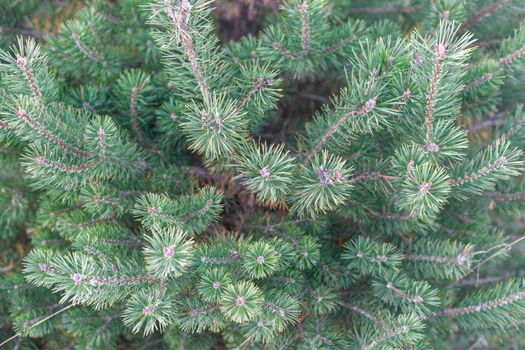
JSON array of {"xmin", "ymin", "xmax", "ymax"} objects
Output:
[
  {"xmin": 362, "ymin": 96, "xmax": 377, "ymax": 113},
  {"xmin": 235, "ymin": 295, "xmax": 246, "ymax": 306},
  {"xmin": 426, "ymin": 142, "xmax": 440, "ymax": 152},
  {"xmin": 316, "ymin": 166, "xmax": 343, "ymax": 186},
  {"xmin": 419, "ymin": 182, "xmax": 432, "ymax": 195},
  {"xmin": 16, "ymin": 54, "xmax": 27, "ymax": 67},
  {"xmin": 434, "ymin": 43, "xmax": 447, "ymax": 59},
  {"xmin": 163, "ymin": 245, "xmax": 175, "ymax": 259},
  {"xmin": 71, "ymin": 273, "xmax": 83, "ymax": 285},
  {"xmin": 143, "ymin": 305, "xmax": 155, "ymax": 315},
  {"xmin": 259, "ymin": 166, "xmax": 271, "ymax": 179}
]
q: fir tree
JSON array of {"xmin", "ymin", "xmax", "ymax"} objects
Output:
[{"xmin": 1, "ymin": 0, "xmax": 525, "ymax": 349}]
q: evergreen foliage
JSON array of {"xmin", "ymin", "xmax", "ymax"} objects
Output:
[{"xmin": 1, "ymin": 0, "xmax": 525, "ymax": 349}]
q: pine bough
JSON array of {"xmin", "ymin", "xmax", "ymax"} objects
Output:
[{"xmin": 1, "ymin": 0, "xmax": 525, "ymax": 349}]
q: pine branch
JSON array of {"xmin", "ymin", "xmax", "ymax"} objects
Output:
[
  {"xmin": 362, "ymin": 325, "xmax": 410, "ymax": 350},
  {"xmin": 467, "ymin": 111, "xmax": 508, "ymax": 133},
  {"xmin": 16, "ymin": 55, "xmax": 44, "ymax": 108},
  {"xmin": 71, "ymin": 273, "xmax": 159, "ymax": 286},
  {"xmin": 0, "ymin": 25, "xmax": 45, "ymax": 39},
  {"xmin": 386, "ymin": 282, "xmax": 425, "ymax": 303},
  {"xmin": 87, "ymin": 20, "xmax": 104, "ymax": 49},
  {"xmin": 129, "ymin": 85, "xmax": 149, "ymax": 149},
  {"xmin": 236, "ymin": 76, "xmax": 270, "ymax": 108},
  {"xmin": 165, "ymin": 0, "xmax": 211, "ymax": 101},
  {"xmin": 16, "ymin": 108, "xmax": 90, "ymax": 158},
  {"xmin": 97, "ymin": 127, "xmax": 106, "ymax": 157},
  {"xmin": 450, "ymin": 156, "xmax": 509, "ymax": 186},
  {"xmin": 340, "ymin": 303, "xmax": 384, "ymax": 327},
  {"xmin": 181, "ymin": 199, "xmax": 214, "ymax": 224},
  {"xmin": 486, "ymin": 190, "xmax": 525, "ymax": 201},
  {"xmin": 462, "ymin": 0, "xmax": 510, "ymax": 30},
  {"xmin": 348, "ymin": 172, "xmax": 397, "ymax": 184},
  {"xmin": 348, "ymin": 199, "xmax": 412, "ymax": 220},
  {"xmin": 439, "ymin": 291, "xmax": 525, "ymax": 317},
  {"xmin": 320, "ymin": 34, "xmax": 358, "ymax": 55},
  {"xmin": 34, "ymin": 156, "xmax": 97, "ymax": 173},
  {"xmin": 424, "ymin": 43, "xmax": 447, "ymax": 149},
  {"xmin": 298, "ymin": 2, "xmax": 311, "ymax": 56},
  {"xmin": 71, "ymin": 32, "xmax": 107, "ymax": 67},
  {"xmin": 272, "ymin": 43, "xmax": 301, "ymax": 59},
  {"xmin": 76, "ymin": 218, "xmax": 119, "ymax": 233},
  {"xmin": 463, "ymin": 71, "xmax": 494, "ymax": 92},
  {"xmin": 200, "ymin": 251, "xmax": 242, "ymax": 265},
  {"xmin": 0, "ymin": 304, "xmax": 75, "ymax": 347},
  {"xmin": 348, "ymin": 4, "xmax": 423, "ymax": 14},
  {"xmin": 499, "ymin": 44, "xmax": 525, "ymax": 67},
  {"xmin": 304, "ymin": 96, "xmax": 377, "ymax": 164},
  {"xmin": 404, "ymin": 248, "xmax": 473, "ymax": 266}
]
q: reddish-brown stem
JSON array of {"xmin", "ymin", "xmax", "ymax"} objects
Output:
[
  {"xmin": 462, "ymin": 0, "xmax": 510, "ymax": 30},
  {"xmin": 348, "ymin": 199, "xmax": 412, "ymax": 221},
  {"xmin": 166, "ymin": 1, "xmax": 211, "ymax": 101},
  {"xmin": 348, "ymin": 4, "xmax": 423, "ymax": 14},
  {"xmin": 35, "ymin": 156, "xmax": 97, "ymax": 173},
  {"xmin": 362, "ymin": 325, "xmax": 410, "ymax": 350},
  {"xmin": 304, "ymin": 96, "xmax": 377, "ymax": 164},
  {"xmin": 16, "ymin": 55, "xmax": 44, "ymax": 108},
  {"xmin": 438, "ymin": 291, "xmax": 525, "ymax": 317},
  {"xmin": 71, "ymin": 32, "xmax": 107, "ymax": 67},
  {"xmin": 237, "ymin": 76, "xmax": 270, "ymax": 108},
  {"xmin": 386, "ymin": 282, "xmax": 424, "ymax": 303},
  {"xmin": 72, "ymin": 273, "xmax": 159, "ymax": 286},
  {"xmin": 17, "ymin": 108, "xmax": 90, "ymax": 158},
  {"xmin": 129, "ymin": 86, "xmax": 147, "ymax": 148},
  {"xmin": 321, "ymin": 35, "xmax": 358, "ymax": 55},
  {"xmin": 349, "ymin": 172, "xmax": 397, "ymax": 184},
  {"xmin": 450, "ymin": 156, "xmax": 509, "ymax": 186},
  {"xmin": 499, "ymin": 45, "xmax": 525, "ymax": 67},
  {"xmin": 425, "ymin": 51, "xmax": 445, "ymax": 145},
  {"xmin": 486, "ymin": 191, "xmax": 525, "ymax": 202},
  {"xmin": 298, "ymin": 2, "xmax": 311, "ymax": 55},
  {"xmin": 463, "ymin": 71, "xmax": 494, "ymax": 93},
  {"xmin": 340, "ymin": 302, "xmax": 384, "ymax": 326}
]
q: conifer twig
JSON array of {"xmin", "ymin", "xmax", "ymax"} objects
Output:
[
  {"xmin": 438, "ymin": 291, "xmax": 525, "ymax": 317},
  {"xmin": 165, "ymin": 0, "xmax": 211, "ymax": 101},
  {"xmin": 463, "ymin": 71, "xmax": 494, "ymax": 92},
  {"xmin": 340, "ymin": 303, "xmax": 384, "ymax": 327},
  {"xmin": 386, "ymin": 282, "xmax": 424, "ymax": 303},
  {"xmin": 129, "ymin": 85, "xmax": 148, "ymax": 148},
  {"xmin": 462, "ymin": 0, "xmax": 510, "ymax": 30},
  {"xmin": 298, "ymin": 2, "xmax": 311, "ymax": 56},
  {"xmin": 71, "ymin": 32, "xmax": 107, "ymax": 67},
  {"xmin": 304, "ymin": 96, "xmax": 377, "ymax": 164},
  {"xmin": 362, "ymin": 325, "xmax": 410, "ymax": 350},
  {"xmin": 237, "ymin": 76, "xmax": 270, "ymax": 108},
  {"xmin": 348, "ymin": 199, "xmax": 412, "ymax": 220},
  {"xmin": 16, "ymin": 55, "xmax": 44, "ymax": 109},
  {"xmin": 498, "ymin": 44, "xmax": 525, "ymax": 67},
  {"xmin": 450, "ymin": 156, "xmax": 508, "ymax": 186},
  {"xmin": 0, "ymin": 304, "xmax": 75, "ymax": 347},
  {"xmin": 348, "ymin": 4, "xmax": 423, "ymax": 14},
  {"xmin": 320, "ymin": 34, "xmax": 358, "ymax": 55},
  {"xmin": 425, "ymin": 43, "xmax": 447, "ymax": 150},
  {"xmin": 35, "ymin": 156, "xmax": 97, "ymax": 173},
  {"xmin": 348, "ymin": 172, "xmax": 397, "ymax": 184},
  {"xmin": 404, "ymin": 247, "xmax": 473, "ymax": 266},
  {"xmin": 16, "ymin": 108, "xmax": 90, "ymax": 158}
]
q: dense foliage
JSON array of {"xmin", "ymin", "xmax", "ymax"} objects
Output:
[{"xmin": 2, "ymin": 0, "xmax": 525, "ymax": 349}]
